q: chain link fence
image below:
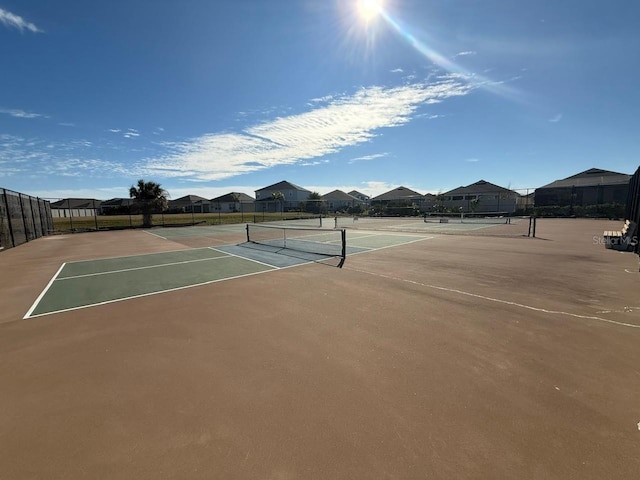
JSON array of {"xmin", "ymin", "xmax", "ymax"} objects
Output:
[
  {"xmin": 45, "ymin": 199, "xmax": 324, "ymax": 234},
  {"xmin": 0, "ymin": 188, "xmax": 54, "ymax": 251}
]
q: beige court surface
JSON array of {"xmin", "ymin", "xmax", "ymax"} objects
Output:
[{"xmin": 0, "ymin": 218, "xmax": 639, "ymax": 479}]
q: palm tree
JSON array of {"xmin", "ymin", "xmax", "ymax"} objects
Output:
[
  {"xmin": 306, "ymin": 191, "xmax": 323, "ymax": 214},
  {"xmin": 230, "ymin": 192, "xmax": 241, "ymax": 212},
  {"xmin": 271, "ymin": 191, "xmax": 285, "ymax": 216},
  {"xmin": 129, "ymin": 179, "xmax": 169, "ymax": 227}
]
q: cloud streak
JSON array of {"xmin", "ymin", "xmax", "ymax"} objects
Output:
[
  {"xmin": 349, "ymin": 153, "xmax": 388, "ymax": 164},
  {"xmin": 0, "ymin": 8, "xmax": 42, "ymax": 33},
  {"xmin": 0, "ymin": 107, "xmax": 48, "ymax": 119},
  {"xmin": 144, "ymin": 76, "xmax": 475, "ymax": 181}
]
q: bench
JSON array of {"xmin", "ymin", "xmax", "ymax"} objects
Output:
[{"xmin": 604, "ymin": 220, "xmax": 637, "ymax": 251}]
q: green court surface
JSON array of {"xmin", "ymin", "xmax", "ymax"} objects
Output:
[
  {"xmin": 25, "ymin": 232, "xmax": 432, "ymax": 319},
  {"xmin": 25, "ymin": 248, "xmax": 274, "ymax": 318}
]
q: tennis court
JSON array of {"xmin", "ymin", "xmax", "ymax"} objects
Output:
[
  {"xmin": 1, "ymin": 218, "xmax": 639, "ymax": 479},
  {"xmin": 24, "ymin": 227, "xmax": 432, "ymax": 318}
]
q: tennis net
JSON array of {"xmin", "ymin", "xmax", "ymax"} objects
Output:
[
  {"xmin": 245, "ymin": 224, "xmax": 346, "ymax": 267},
  {"xmin": 423, "ymin": 212, "xmax": 511, "ymax": 224}
]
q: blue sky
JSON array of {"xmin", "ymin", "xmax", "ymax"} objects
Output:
[{"xmin": 1, "ymin": 0, "xmax": 638, "ymax": 200}]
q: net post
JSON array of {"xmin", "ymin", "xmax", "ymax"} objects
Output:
[
  {"xmin": 338, "ymin": 228, "xmax": 346, "ymax": 268},
  {"xmin": 532, "ymin": 217, "xmax": 537, "ymax": 237},
  {"xmin": 246, "ymin": 223, "xmax": 250, "ymax": 242}
]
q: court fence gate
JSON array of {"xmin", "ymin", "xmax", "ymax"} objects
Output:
[{"xmin": 0, "ymin": 188, "xmax": 54, "ymax": 251}]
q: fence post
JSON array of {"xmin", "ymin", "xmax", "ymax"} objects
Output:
[
  {"xmin": 18, "ymin": 193, "xmax": 29, "ymax": 242},
  {"xmin": 2, "ymin": 189, "xmax": 16, "ymax": 247},
  {"xmin": 67, "ymin": 198, "xmax": 74, "ymax": 232},
  {"xmin": 93, "ymin": 199, "xmax": 99, "ymax": 230},
  {"xmin": 38, "ymin": 198, "xmax": 47, "ymax": 236},
  {"xmin": 29, "ymin": 196, "xmax": 38, "ymax": 240}
]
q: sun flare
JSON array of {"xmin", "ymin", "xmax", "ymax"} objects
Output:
[{"xmin": 357, "ymin": 0, "xmax": 383, "ymax": 22}]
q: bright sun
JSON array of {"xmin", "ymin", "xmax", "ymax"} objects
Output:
[{"xmin": 357, "ymin": 0, "xmax": 383, "ymax": 22}]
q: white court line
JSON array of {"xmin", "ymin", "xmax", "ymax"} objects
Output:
[
  {"xmin": 348, "ymin": 267, "xmax": 640, "ymax": 330},
  {"xmin": 143, "ymin": 230, "xmax": 168, "ymax": 239},
  {"xmin": 23, "ymin": 263, "xmax": 67, "ymax": 319},
  {"xmin": 208, "ymin": 246, "xmax": 284, "ymax": 269},
  {"xmin": 58, "ymin": 256, "xmax": 233, "ymax": 280}
]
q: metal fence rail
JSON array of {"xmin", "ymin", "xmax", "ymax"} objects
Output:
[{"xmin": 0, "ymin": 188, "xmax": 53, "ymax": 251}]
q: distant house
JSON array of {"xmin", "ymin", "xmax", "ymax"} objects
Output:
[
  {"xmin": 168, "ymin": 195, "xmax": 208, "ymax": 213},
  {"xmin": 321, "ymin": 190, "xmax": 363, "ymax": 212},
  {"xmin": 534, "ymin": 168, "xmax": 630, "ymax": 208},
  {"xmin": 100, "ymin": 198, "xmax": 133, "ymax": 215},
  {"xmin": 348, "ymin": 190, "xmax": 370, "ymax": 207},
  {"xmin": 442, "ymin": 180, "xmax": 519, "ymax": 213},
  {"xmin": 255, "ymin": 181, "xmax": 311, "ymax": 212},
  {"xmin": 517, "ymin": 191, "xmax": 535, "ymax": 212},
  {"xmin": 207, "ymin": 192, "xmax": 255, "ymax": 213},
  {"xmin": 371, "ymin": 186, "xmax": 425, "ymax": 208},
  {"xmin": 423, "ymin": 193, "xmax": 437, "ymax": 212},
  {"xmin": 50, "ymin": 198, "xmax": 101, "ymax": 218}
]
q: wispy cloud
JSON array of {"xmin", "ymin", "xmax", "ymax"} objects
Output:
[
  {"xmin": 0, "ymin": 8, "xmax": 43, "ymax": 33},
  {"xmin": 454, "ymin": 51, "xmax": 477, "ymax": 57},
  {"xmin": 108, "ymin": 127, "xmax": 142, "ymax": 138},
  {"xmin": 349, "ymin": 153, "xmax": 388, "ymax": 164},
  {"xmin": 123, "ymin": 128, "xmax": 141, "ymax": 139},
  {"xmin": 144, "ymin": 76, "xmax": 475, "ymax": 181},
  {"xmin": 0, "ymin": 134, "xmax": 134, "ymax": 180},
  {"xmin": 415, "ymin": 113, "xmax": 445, "ymax": 120},
  {"xmin": 549, "ymin": 113, "xmax": 562, "ymax": 123},
  {"xmin": 391, "ymin": 68, "xmax": 404, "ymax": 73},
  {"xmin": 300, "ymin": 159, "xmax": 329, "ymax": 167},
  {"xmin": 0, "ymin": 107, "xmax": 48, "ymax": 119},
  {"xmin": 465, "ymin": 158, "xmax": 480, "ymax": 162},
  {"xmin": 309, "ymin": 95, "xmax": 335, "ymax": 104}
]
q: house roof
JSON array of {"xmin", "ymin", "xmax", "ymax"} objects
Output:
[
  {"xmin": 169, "ymin": 195, "xmax": 208, "ymax": 205},
  {"xmin": 538, "ymin": 168, "xmax": 631, "ymax": 189},
  {"xmin": 348, "ymin": 190, "xmax": 370, "ymax": 200},
  {"xmin": 255, "ymin": 180, "xmax": 310, "ymax": 193},
  {"xmin": 101, "ymin": 198, "xmax": 133, "ymax": 207},
  {"xmin": 371, "ymin": 186, "xmax": 423, "ymax": 201},
  {"xmin": 321, "ymin": 190, "xmax": 361, "ymax": 202},
  {"xmin": 443, "ymin": 180, "xmax": 516, "ymax": 196},
  {"xmin": 210, "ymin": 192, "xmax": 255, "ymax": 202},
  {"xmin": 51, "ymin": 198, "xmax": 102, "ymax": 208}
]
